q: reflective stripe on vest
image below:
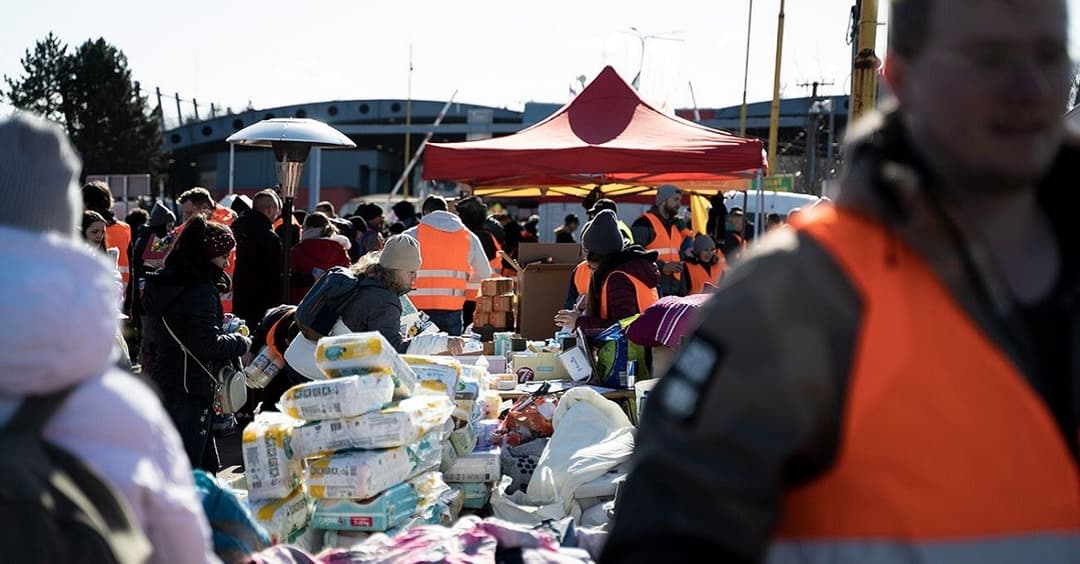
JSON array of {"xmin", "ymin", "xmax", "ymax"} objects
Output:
[
  {"xmin": 766, "ymin": 205, "xmax": 1080, "ymax": 563},
  {"xmin": 573, "ymin": 260, "xmax": 591, "ymax": 294},
  {"xmin": 105, "ymin": 221, "xmax": 132, "ymax": 285},
  {"xmin": 599, "ymin": 270, "xmax": 659, "ymax": 320},
  {"xmin": 642, "ymin": 212, "xmax": 687, "ymax": 264},
  {"xmin": 684, "ymin": 260, "xmax": 722, "ymax": 295},
  {"xmin": 412, "ymin": 224, "xmax": 472, "ymax": 310}
]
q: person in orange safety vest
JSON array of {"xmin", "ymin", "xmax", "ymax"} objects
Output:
[
  {"xmin": 631, "ymin": 184, "xmax": 694, "ymax": 298},
  {"xmin": 603, "ymin": 0, "xmax": 1080, "ymax": 561},
  {"xmin": 403, "ymin": 195, "xmax": 491, "ymax": 336},
  {"xmin": 680, "ymin": 234, "xmax": 726, "ymax": 295}
]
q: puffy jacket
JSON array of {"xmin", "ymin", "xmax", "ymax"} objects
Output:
[
  {"xmin": 0, "ymin": 226, "xmax": 219, "ymax": 564},
  {"xmin": 603, "ymin": 111, "xmax": 1080, "ymax": 563},
  {"xmin": 142, "ymin": 268, "xmax": 249, "ymax": 401},
  {"xmin": 339, "ymin": 277, "xmax": 411, "ymax": 354}
]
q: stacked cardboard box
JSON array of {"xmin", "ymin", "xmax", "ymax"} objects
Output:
[{"xmin": 473, "ymin": 277, "xmax": 516, "ymax": 330}]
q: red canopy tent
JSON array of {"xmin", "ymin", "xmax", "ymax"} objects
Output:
[{"xmin": 422, "ymin": 66, "xmax": 767, "ymax": 188}]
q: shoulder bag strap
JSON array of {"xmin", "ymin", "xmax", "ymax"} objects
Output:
[{"xmin": 161, "ymin": 316, "xmax": 222, "ymax": 385}]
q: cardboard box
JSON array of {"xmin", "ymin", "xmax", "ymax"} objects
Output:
[
  {"xmin": 456, "ymin": 355, "xmax": 507, "ymax": 374},
  {"xmin": 481, "ymin": 278, "xmax": 515, "ymax": 296},
  {"xmin": 493, "ymin": 295, "xmax": 515, "ymax": 313},
  {"xmin": 516, "ymin": 243, "xmax": 580, "ymax": 340},
  {"xmin": 512, "ymin": 352, "xmax": 570, "ymax": 382}
]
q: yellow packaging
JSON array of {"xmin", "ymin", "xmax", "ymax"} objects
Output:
[
  {"xmin": 241, "ymin": 412, "xmax": 302, "ymax": 501},
  {"xmin": 315, "ymin": 332, "xmax": 417, "ymax": 398},
  {"xmin": 250, "ymin": 487, "xmax": 311, "ymax": 544}
]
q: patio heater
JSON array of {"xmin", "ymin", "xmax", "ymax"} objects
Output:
[{"xmin": 227, "ymin": 118, "xmax": 355, "ymax": 301}]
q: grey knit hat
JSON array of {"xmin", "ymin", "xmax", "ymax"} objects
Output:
[
  {"xmin": 0, "ymin": 112, "xmax": 81, "ymax": 238},
  {"xmin": 148, "ymin": 201, "xmax": 176, "ymax": 228},
  {"xmin": 655, "ymin": 184, "xmax": 680, "ymax": 205},
  {"xmin": 379, "ymin": 234, "xmax": 422, "ymax": 271},
  {"xmin": 692, "ymin": 234, "xmax": 716, "ymax": 254},
  {"xmin": 581, "ymin": 210, "xmax": 624, "ymax": 255}
]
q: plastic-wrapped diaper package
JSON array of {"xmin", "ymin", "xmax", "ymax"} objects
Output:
[
  {"xmin": 312, "ymin": 470, "xmax": 452, "ymax": 533},
  {"xmin": 292, "ymin": 395, "xmax": 454, "ymax": 458},
  {"xmin": 305, "ymin": 434, "xmax": 441, "ymax": 500},
  {"xmin": 403, "ymin": 355, "xmax": 462, "ymax": 399},
  {"xmin": 278, "ymin": 373, "xmax": 394, "ymax": 421},
  {"xmin": 449, "ymin": 420, "xmax": 478, "ymax": 457},
  {"xmin": 242, "ymin": 412, "xmax": 302, "ymax": 501},
  {"xmin": 443, "ymin": 446, "xmax": 501, "ymax": 483},
  {"xmin": 451, "ymin": 482, "xmax": 494, "ymax": 509},
  {"xmin": 249, "ymin": 487, "xmax": 311, "ymax": 544},
  {"xmin": 311, "ymin": 480, "xmax": 419, "ymax": 532},
  {"xmin": 315, "ymin": 332, "xmax": 417, "ymax": 398}
]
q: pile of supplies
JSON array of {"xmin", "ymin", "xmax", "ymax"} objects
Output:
[{"xmin": 473, "ymin": 277, "xmax": 516, "ymax": 331}]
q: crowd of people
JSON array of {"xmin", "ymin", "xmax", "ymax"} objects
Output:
[{"xmin": 1, "ymin": 0, "xmax": 1076, "ymax": 561}]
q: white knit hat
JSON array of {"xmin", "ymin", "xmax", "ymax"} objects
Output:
[
  {"xmin": 0, "ymin": 112, "xmax": 82, "ymax": 239},
  {"xmin": 379, "ymin": 234, "xmax": 422, "ymax": 271}
]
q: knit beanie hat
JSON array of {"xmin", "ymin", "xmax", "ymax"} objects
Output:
[
  {"xmin": 655, "ymin": 184, "xmax": 679, "ymax": 206},
  {"xmin": 0, "ymin": 112, "xmax": 82, "ymax": 238},
  {"xmin": 148, "ymin": 201, "xmax": 176, "ymax": 228},
  {"xmin": 204, "ymin": 228, "xmax": 236, "ymax": 259},
  {"xmin": 693, "ymin": 234, "xmax": 716, "ymax": 254},
  {"xmin": 379, "ymin": 234, "xmax": 422, "ymax": 271},
  {"xmin": 581, "ymin": 210, "xmax": 624, "ymax": 256}
]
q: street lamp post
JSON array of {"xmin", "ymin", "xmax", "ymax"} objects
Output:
[{"xmin": 226, "ymin": 118, "xmax": 356, "ymax": 302}]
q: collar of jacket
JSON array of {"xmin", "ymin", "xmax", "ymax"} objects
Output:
[{"xmin": 836, "ymin": 107, "xmax": 1080, "ymax": 385}]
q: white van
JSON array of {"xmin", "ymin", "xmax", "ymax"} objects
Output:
[{"xmin": 723, "ymin": 190, "xmax": 822, "ymax": 218}]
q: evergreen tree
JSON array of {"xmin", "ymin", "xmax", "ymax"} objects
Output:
[
  {"xmin": 3, "ymin": 35, "xmax": 166, "ymax": 178},
  {"xmin": 2, "ymin": 33, "xmax": 70, "ymax": 124}
]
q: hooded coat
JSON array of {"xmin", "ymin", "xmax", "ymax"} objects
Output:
[{"xmin": 0, "ymin": 226, "xmax": 219, "ymax": 563}]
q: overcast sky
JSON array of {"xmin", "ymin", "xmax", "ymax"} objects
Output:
[{"xmin": 2, "ymin": 0, "xmax": 1078, "ymax": 120}]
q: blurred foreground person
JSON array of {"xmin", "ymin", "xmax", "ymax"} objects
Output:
[
  {"xmin": 0, "ymin": 112, "xmax": 217, "ymax": 562},
  {"xmin": 606, "ymin": 0, "xmax": 1080, "ymax": 562}
]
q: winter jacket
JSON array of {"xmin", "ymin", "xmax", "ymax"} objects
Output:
[
  {"xmin": 142, "ymin": 268, "xmax": 250, "ymax": 401},
  {"xmin": 576, "ymin": 246, "xmax": 660, "ymax": 331},
  {"xmin": 288, "ymin": 237, "xmax": 350, "ymax": 304},
  {"xmin": 340, "ymin": 277, "xmax": 411, "ymax": 353},
  {"xmin": 0, "ymin": 226, "xmax": 220, "ymax": 564},
  {"xmin": 602, "ymin": 110, "xmax": 1080, "ymax": 564},
  {"xmin": 232, "ymin": 210, "xmax": 283, "ymax": 325}
]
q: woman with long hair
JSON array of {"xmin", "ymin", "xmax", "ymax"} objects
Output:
[
  {"xmin": 141, "ymin": 216, "xmax": 251, "ymax": 471},
  {"xmin": 82, "ymin": 210, "xmax": 108, "ymax": 252}
]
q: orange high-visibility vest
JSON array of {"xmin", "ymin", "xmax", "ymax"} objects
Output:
[
  {"xmin": 412, "ymin": 224, "xmax": 472, "ymax": 311},
  {"xmin": 599, "ymin": 270, "xmax": 659, "ymax": 320},
  {"xmin": 767, "ymin": 205, "xmax": 1080, "ymax": 563},
  {"xmin": 573, "ymin": 260, "xmax": 591, "ymax": 295},
  {"xmin": 643, "ymin": 211, "xmax": 692, "ymax": 280},
  {"xmin": 684, "ymin": 258, "xmax": 724, "ymax": 295},
  {"xmin": 105, "ymin": 221, "xmax": 132, "ymax": 286}
]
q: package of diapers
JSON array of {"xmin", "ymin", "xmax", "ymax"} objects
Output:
[
  {"xmin": 278, "ymin": 373, "xmax": 394, "ymax": 421},
  {"xmin": 241, "ymin": 412, "xmax": 301, "ymax": 501},
  {"xmin": 315, "ymin": 332, "xmax": 417, "ymax": 398},
  {"xmin": 403, "ymin": 355, "xmax": 462, "ymax": 399},
  {"xmin": 249, "ymin": 487, "xmax": 311, "ymax": 544},
  {"xmin": 292, "ymin": 395, "xmax": 454, "ymax": 458},
  {"xmin": 305, "ymin": 433, "xmax": 442, "ymax": 500},
  {"xmin": 443, "ymin": 446, "xmax": 501, "ymax": 483}
]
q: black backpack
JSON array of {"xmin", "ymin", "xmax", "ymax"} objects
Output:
[
  {"xmin": 295, "ymin": 266, "xmax": 378, "ymax": 340},
  {"xmin": 0, "ymin": 387, "xmax": 152, "ymax": 563}
]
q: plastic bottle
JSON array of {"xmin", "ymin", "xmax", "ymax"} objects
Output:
[{"xmin": 244, "ymin": 344, "xmax": 284, "ymax": 388}]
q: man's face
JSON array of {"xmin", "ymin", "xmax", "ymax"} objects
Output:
[
  {"xmin": 662, "ymin": 194, "xmax": 681, "ymax": 216},
  {"xmin": 180, "ymin": 201, "xmax": 212, "ymax": 222},
  {"xmin": 698, "ymin": 248, "xmax": 716, "ymax": 263},
  {"xmin": 888, "ymin": 0, "xmax": 1071, "ymax": 191},
  {"xmin": 730, "ymin": 214, "xmax": 745, "ymax": 232},
  {"xmin": 266, "ymin": 203, "xmax": 282, "ymax": 222}
]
